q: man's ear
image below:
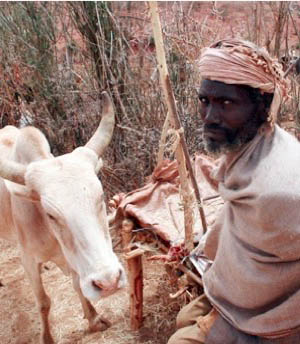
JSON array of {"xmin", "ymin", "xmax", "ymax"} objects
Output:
[
  {"xmin": 259, "ymin": 93, "xmax": 273, "ymax": 122},
  {"xmin": 8, "ymin": 182, "xmax": 40, "ymax": 202},
  {"xmin": 257, "ymin": 101, "xmax": 270, "ymax": 123},
  {"xmin": 95, "ymin": 158, "xmax": 103, "ymax": 175}
]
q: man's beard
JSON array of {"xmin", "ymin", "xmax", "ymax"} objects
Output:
[{"xmin": 203, "ymin": 114, "xmax": 263, "ymax": 157}]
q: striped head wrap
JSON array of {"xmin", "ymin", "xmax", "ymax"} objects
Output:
[{"xmin": 197, "ymin": 39, "xmax": 289, "ymax": 127}]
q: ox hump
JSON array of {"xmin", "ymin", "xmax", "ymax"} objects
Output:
[{"xmin": 15, "ymin": 126, "xmax": 52, "ymax": 164}]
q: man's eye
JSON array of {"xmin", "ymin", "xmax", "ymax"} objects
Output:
[
  {"xmin": 199, "ymin": 97, "xmax": 208, "ymax": 104},
  {"xmin": 223, "ymin": 100, "xmax": 232, "ymax": 105}
]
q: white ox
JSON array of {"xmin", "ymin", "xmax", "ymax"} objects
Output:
[{"xmin": 0, "ymin": 92, "xmax": 126, "ymax": 344}]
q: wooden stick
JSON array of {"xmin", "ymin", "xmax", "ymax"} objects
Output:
[
  {"xmin": 157, "ymin": 111, "xmax": 171, "ymax": 165},
  {"xmin": 169, "ymin": 286, "xmax": 188, "ymax": 299},
  {"xmin": 178, "ymin": 263, "xmax": 203, "ymax": 286},
  {"xmin": 124, "ymin": 248, "xmax": 146, "ymax": 260},
  {"xmin": 121, "ymin": 219, "xmax": 143, "ymax": 330},
  {"xmin": 149, "ymin": 2, "xmax": 208, "ymax": 247}
]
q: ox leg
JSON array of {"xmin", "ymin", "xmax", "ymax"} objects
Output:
[
  {"xmin": 21, "ymin": 255, "xmax": 54, "ymax": 344},
  {"xmin": 71, "ymin": 271, "xmax": 111, "ymax": 332}
]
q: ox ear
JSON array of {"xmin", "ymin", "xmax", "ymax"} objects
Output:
[
  {"xmin": 95, "ymin": 158, "xmax": 103, "ymax": 175},
  {"xmin": 0, "ymin": 159, "xmax": 26, "ymax": 185},
  {"xmin": 9, "ymin": 183, "xmax": 40, "ymax": 202}
]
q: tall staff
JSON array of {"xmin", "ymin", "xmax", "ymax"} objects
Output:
[{"xmin": 149, "ymin": 1, "xmax": 207, "ymax": 253}]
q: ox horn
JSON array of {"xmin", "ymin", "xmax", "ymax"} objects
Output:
[
  {"xmin": 85, "ymin": 92, "xmax": 115, "ymax": 157},
  {"xmin": 0, "ymin": 159, "xmax": 26, "ymax": 185}
]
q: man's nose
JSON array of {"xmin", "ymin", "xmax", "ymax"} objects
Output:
[{"xmin": 203, "ymin": 105, "xmax": 221, "ymax": 124}]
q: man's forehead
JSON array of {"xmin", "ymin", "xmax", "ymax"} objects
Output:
[{"xmin": 199, "ymin": 79, "xmax": 246, "ymax": 99}]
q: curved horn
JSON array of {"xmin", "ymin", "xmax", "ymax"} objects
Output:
[
  {"xmin": 85, "ymin": 92, "xmax": 115, "ymax": 157},
  {"xmin": 0, "ymin": 159, "xmax": 26, "ymax": 185}
]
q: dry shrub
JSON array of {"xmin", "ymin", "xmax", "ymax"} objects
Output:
[{"xmin": 0, "ymin": 1, "xmax": 299, "ymax": 199}]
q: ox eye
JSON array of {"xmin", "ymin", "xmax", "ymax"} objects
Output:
[{"xmin": 47, "ymin": 213, "xmax": 56, "ymax": 221}]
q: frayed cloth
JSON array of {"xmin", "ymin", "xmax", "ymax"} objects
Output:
[{"xmin": 114, "ymin": 157, "xmax": 222, "ymax": 244}]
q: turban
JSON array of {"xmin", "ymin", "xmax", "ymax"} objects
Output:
[{"xmin": 197, "ymin": 39, "xmax": 289, "ymax": 126}]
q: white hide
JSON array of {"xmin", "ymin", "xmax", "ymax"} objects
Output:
[{"xmin": 0, "ymin": 93, "xmax": 126, "ymax": 344}]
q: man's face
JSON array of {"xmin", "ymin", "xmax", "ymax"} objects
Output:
[{"xmin": 198, "ymin": 79, "xmax": 264, "ymax": 156}]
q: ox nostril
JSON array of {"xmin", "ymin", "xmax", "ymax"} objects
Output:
[
  {"xmin": 92, "ymin": 280, "xmax": 103, "ymax": 291},
  {"xmin": 117, "ymin": 269, "xmax": 122, "ymax": 282},
  {"xmin": 91, "ymin": 269, "xmax": 124, "ymax": 293}
]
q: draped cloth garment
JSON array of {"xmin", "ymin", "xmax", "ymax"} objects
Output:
[{"xmin": 203, "ymin": 125, "xmax": 300, "ymax": 338}]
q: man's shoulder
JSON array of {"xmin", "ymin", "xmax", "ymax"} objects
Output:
[
  {"xmin": 274, "ymin": 124, "xmax": 300, "ymax": 145},
  {"xmin": 255, "ymin": 124, "xmax": 300, "ymax": 192}
]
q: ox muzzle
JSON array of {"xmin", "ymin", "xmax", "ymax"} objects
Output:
[{"xmin": 80, "ymin": 261, "xmax": 127, "ymax": 301}]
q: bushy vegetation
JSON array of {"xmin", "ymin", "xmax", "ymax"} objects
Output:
[{"xmin": 0, "ymin": 1, "xmax": 299, "ymax": 199}]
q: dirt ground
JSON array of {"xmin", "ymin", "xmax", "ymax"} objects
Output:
[{"xmin": 0, "ymin": 237, "xmax": 181, "ymax": 344}]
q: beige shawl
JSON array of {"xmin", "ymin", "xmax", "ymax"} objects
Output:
[{"xmin": 203, "ymin": 125, "xmax": 300, "ymax": 337}]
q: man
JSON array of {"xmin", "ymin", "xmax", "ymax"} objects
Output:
[{"xmin": 168, "ymin": 39, "xmax": 300, "ymax": 343}]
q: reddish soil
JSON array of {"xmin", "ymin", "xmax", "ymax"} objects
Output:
[{"xmin": 0, "ymin": 237, "xmax": 180, "ymax": 344}]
